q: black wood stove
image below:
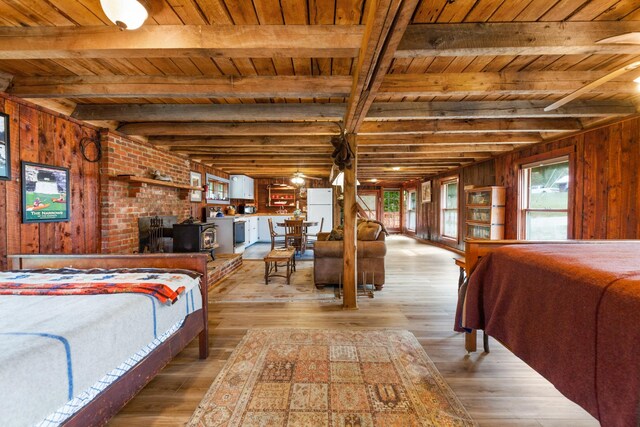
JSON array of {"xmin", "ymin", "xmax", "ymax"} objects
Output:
[{"xmin": 173, "ymin": 218, "xmax": 217, "ymax": 260}]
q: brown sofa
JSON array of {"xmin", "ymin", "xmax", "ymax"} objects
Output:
[{"xmin": 313, "ymin": 226, "xmax": 386, "ymax": 290}]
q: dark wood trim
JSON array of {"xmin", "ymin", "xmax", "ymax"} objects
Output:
[
  {"xmin": 6, "ymin": 253, "xmax": 209, "ymax": 426},
  {"xmin": 512, "ymin": 146, "xmax": 576, "ymax": 239}
]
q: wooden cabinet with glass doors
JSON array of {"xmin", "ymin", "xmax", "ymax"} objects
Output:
[{"xmin": 465, "ymin": 186, "xmax": 505, "ymax": 240}]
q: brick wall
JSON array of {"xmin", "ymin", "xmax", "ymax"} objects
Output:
[{"xmin": 100, "ymin": 131, "xmax": 192, "ymax": 253}]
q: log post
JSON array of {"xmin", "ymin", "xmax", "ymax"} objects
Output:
[{"xmin": 342, "ymin": 133, "xmax": 358, "ymax": 310}]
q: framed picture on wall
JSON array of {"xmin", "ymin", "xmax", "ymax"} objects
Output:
[
  {"xmin": 421, "ymin": 180, "xmax": 431, "ymax": 203},
  {"xmin": 0, "ymin": 112, "xmax": 10, "ymax": 180},
  {"xmin": 22, "ymin": 162, "xmax": 70, "ymax": 223},
  {"xmin": 190, "ymin": 171, "xmax": 203, "ymax": 202}
]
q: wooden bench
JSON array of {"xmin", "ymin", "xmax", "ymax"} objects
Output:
[{"xmin": 264, "ymin": 248, "xmax": 296, "ymax": 285}]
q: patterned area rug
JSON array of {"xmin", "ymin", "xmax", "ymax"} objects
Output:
[
  {"xmin": 188, "ymin": 329, "xmax": 476, "ymax": 426},
  {"xmin": 210, "ymin": 261, "xmax": 338, "ymax": 303}
]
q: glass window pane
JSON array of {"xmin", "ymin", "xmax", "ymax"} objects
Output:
[
  {"xmin": 528, "ymin": 161, "xmax": 569, "ymax": 209},
  {"xmin": 446, "ymin": 183, "xmax": 458, "ymax": 208},
  {"xmin": 526, "ymin": 211, "xmax": 568, "ymax": 240},
  {"xmin": 443, "ymin": 210, "xmax": 458, "ymax": 238}
]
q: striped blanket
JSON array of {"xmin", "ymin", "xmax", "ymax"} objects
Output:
[
  {"xmin": 0, "ymin": 268, "xmax": 199, "ymax": 304},
  {"xmin": 0, "ymin": 267, "xmax": 203, "ymax": 427}
]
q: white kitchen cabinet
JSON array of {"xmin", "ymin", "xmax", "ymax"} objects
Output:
[
  {"xmin": 247, "ymin": 216, "xmax": 258, "ymax": 246},
  {"xmin": 229, "ymin": 175, "xmax": 255, "ymax": 200},
  {"xmin": 257, "ymin": 216, "xmax": 270, "ymax": 242}
]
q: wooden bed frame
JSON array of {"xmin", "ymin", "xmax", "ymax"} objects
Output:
[
  {"xmin": 7, "ymin": 253, "xmax": 209, "ymax": 427},
  {"xmin": 462, "ymin": 239, "xmax": 638, "ymax": 352}
]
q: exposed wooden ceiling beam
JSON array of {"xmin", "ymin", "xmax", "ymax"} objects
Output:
[
  {"xmin": 379, "ymin": 72, "xmax": 640, "ymax": 97},
  {"xmin": 171, "ymin": 147, "xmax": 333, "ymax": 155},
  {"xmin": 0, "ymin": 25, "xmax": 363, "ymax": 59},
  {"xmin": 74, "ymin": 100, "xmax": 634, "ymax": 123},
  {"xmin": 397, "ymin": 22, "xmax": 640, "ymax": 57},
  {"xmin": 344, "ymin": 0, "xmax": 419, "ymax": 133},
  {"xmin": 360, "ymin": 144, "xmax": 517, "ymax": 153},
  {"xmin": 117, "ymin": 122, "xmax": 342, "ymax": 136},
  {"xmin": 73, "ymin": 103, "xmax": 346, "ymax": 122},
  {"xmin": 358, "ymin": 118, "xmax": 581, "ymax": 134},
  {"xmin": 150, "ymin": 136, "xmax": 333, "ymax": 147},
  {"xmin": 10, "ymin": 76, "xmax": 352, "ymax": 98},
  {"xmin": 367, "ymin": 100, "xmax": 637, "ymax": 119},
  {"xmin": 358, "ymin": 133, "xmax": 542, "ymax": 145}
]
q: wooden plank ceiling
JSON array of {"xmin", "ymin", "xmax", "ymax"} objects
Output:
[{"xmin": 0, "ymin": 0, "xmax": 639, "ymax": 184}]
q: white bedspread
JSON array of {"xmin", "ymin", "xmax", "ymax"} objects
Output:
[{"xmin": 0, "ymin": 269, "xmax": 202, "ymax": 427}]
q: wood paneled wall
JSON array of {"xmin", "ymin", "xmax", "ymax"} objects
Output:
[
  {"xmin": 0, "ymin": 94, "xmax": 100, "ymax": 269},
  {"xmin": 416, "ymin": 115, "xmax": 640, "ymax": 250},
  {"xmin": 496, "ymin": 116, "xmax": 640, "ymax": 240},
  {"xmin": 416, "ymin": 160, "xmax": 496, "ymax": 252}
]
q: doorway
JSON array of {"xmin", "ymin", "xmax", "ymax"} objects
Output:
[{"xmin": 382, "ymin": 189, "xmax": 401, "ymax": 232}]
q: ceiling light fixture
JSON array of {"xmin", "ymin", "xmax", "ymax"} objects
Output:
[
  {"xmin": 392, "ymin": 167, "xmax": 400, "ymax": 171},
  {"xmin": 100, "ymin": 0, "xmax": 149, "ymax": 30},
  {"xmin": 331, "ymin": 171, "xmax": 360, "ymax": 188},
  {"xmin": 371, "ymin": 178, "xmax": 378, "ymax": 182},
  {"xmin": 291, "ymin": 176, "xmax": 305, "ymax": 185}
]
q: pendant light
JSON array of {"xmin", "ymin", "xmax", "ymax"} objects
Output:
[{"xmin": 100, "ymin": 0, "xmax": 149, "ymax": 30}]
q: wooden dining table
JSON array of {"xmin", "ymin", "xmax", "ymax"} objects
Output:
[{"xmin": 276, "ymin": 221, "xmax": 319, "ymax": 255}]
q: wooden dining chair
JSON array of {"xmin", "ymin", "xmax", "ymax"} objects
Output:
[
  {"xmin": 268, "ymin": 218, "xmax": 286, "ymax": 250},
  {"xmin": 284, "ymin": 219, "xmax": 306, "ymax": 255}
]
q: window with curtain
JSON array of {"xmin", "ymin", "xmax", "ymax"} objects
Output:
[
  {"xmin": 441, "ymin": 178, "xmax": 458, "ymax": 239},
  {"xmin": 520, "ymin": 156, "xmax": 570, "ymax": 240}
]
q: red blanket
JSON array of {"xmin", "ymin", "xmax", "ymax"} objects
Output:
[
  {"xmin": 457, "ymin": 243, "xmax": 640, "ymax": 427},
  {"xmin": 0, "ymin": 281, "xmax": 185, "ymax": 305}
]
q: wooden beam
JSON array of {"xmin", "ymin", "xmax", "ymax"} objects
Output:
[
  {"xmin": 150, "ymin": 136, "xmax": 333, "ymax": 147},
  {"xmin": 344, "ymin": 0, "xmax": 419, "ymax": 133},
  {"xmin": 0, "ymin": 72, "xmax": 12, "ymax": 92},
  {"xmin": 379, "ymin": 72, "xmax": 640, "ymax": 97},
  {"xmin": 397, "ymin": 22, "xmax": 640, "ymax": 57},
  {"xmin": 358, "ymin": 118, "xmax": 581, "ymax": 134},
  {"xmin": 359, "ymin": 152, "xmax": 494, "ymax": 160},
  {"xmin": 74, "ymin": 100, "xmax": 635, "ymax": 123},
  {"xmin": 171, "ymin": 147, "xmax": 333, "ymax": 155},
  {"xmin": 10, "ymin": 76, "xmax": 352, "ymax": 98},
  {"xmin": 366, "ymin": 100, "xmax": 638, "ymax": 120},
  {"xmin": 117, "ymin": 122, "xmax": 342, "ymax": 136},
  {"xmin": 73, "ymin": 103, "xmax": 346, "ymax": 122},
  {"xmin": 343, "ymin": 134, "xmax": 358, "ymax": 309},
  {"xmin": 359, "ymin": 144, "xmax": 517, "ymax": 153},
  {"xmin": 358, "ymin": 133, "xmax": 542, "ymax": 145},
  {"xmin": 0, "ymin": 25, "xmax": 363, "ymax": 59}
]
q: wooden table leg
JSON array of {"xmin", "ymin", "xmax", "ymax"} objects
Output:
[
  {"xmin": 264, "ymin": 261, "xmax": 269, "ymax": 285},
  {"xmin": 465, "ymin": 330, "xmax": 477, "ymax": 353},
  {"xmin": 286, "ymin": 259, "xmax": 291, "ymax": 285}
]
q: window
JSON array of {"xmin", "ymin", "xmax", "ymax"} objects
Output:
[
  {"xmin": 520, "ymin": 156, "xmax": 570, "ymax": 240},
  {"xmin": 405, "ymin": 189, "xmax": 416, "ymax": 231},
  {"xmin": 441, "ymin": 178, "xmax": 458, "ymax": 239}
]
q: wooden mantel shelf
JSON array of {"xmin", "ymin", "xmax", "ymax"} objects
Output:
[{"xmin": 113, "ymin": 175, "xmax": 202, "ymax": 200}]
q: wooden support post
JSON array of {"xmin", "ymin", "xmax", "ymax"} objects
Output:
[{"xmin": 342, "ymin": 134, "xmax": 358, "ymax": 310}]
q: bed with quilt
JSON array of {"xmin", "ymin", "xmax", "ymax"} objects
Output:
[
  {"xmin": 0, "ymin": 253, "xmax": 209, "ymax": 427},
  {"xmin": 456, "ymin": 240, "xmax": 640, "ymax": 427}
]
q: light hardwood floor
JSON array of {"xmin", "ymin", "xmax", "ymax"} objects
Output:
[{"xmin": 108, "ymin": 235, "xmax": 598, "ymax": 426}]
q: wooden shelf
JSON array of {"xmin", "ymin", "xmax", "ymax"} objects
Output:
[{"xmin": 113, "ymin": 175, "xmax": 202, "ymax": 199}]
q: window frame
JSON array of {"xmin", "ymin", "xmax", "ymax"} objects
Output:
[
  {"xmin": 517, "ymin": 148, "xmax": 575, "ymax": 240},
  {"xmin": 440, "ymin": 176, "xmax": 459, "ymax": 241}
]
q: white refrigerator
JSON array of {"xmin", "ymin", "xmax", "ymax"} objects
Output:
[{"xmin": 306, "ymin": 188, "xmax": 333, "ymax": 235}]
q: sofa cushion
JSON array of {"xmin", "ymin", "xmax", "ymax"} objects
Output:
[
  {"xmin": 328, "ymin": 228, "xmax": 344, "ymax": 241},
  {"xmin": 357, "ymin": 221, "xmax": 382, "ymax": 241},
  {"xmin": 313, "ymin": 240, "xmax": 344, "ymax": 257}
]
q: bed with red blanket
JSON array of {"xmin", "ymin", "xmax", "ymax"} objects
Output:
[
  {"xmin": 2, "ymin": 253, "xmax": 209, "ymax": 427},
  {"xmin": 456, "ymin": 240, "xmax": 640, "ymax": 427}
]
